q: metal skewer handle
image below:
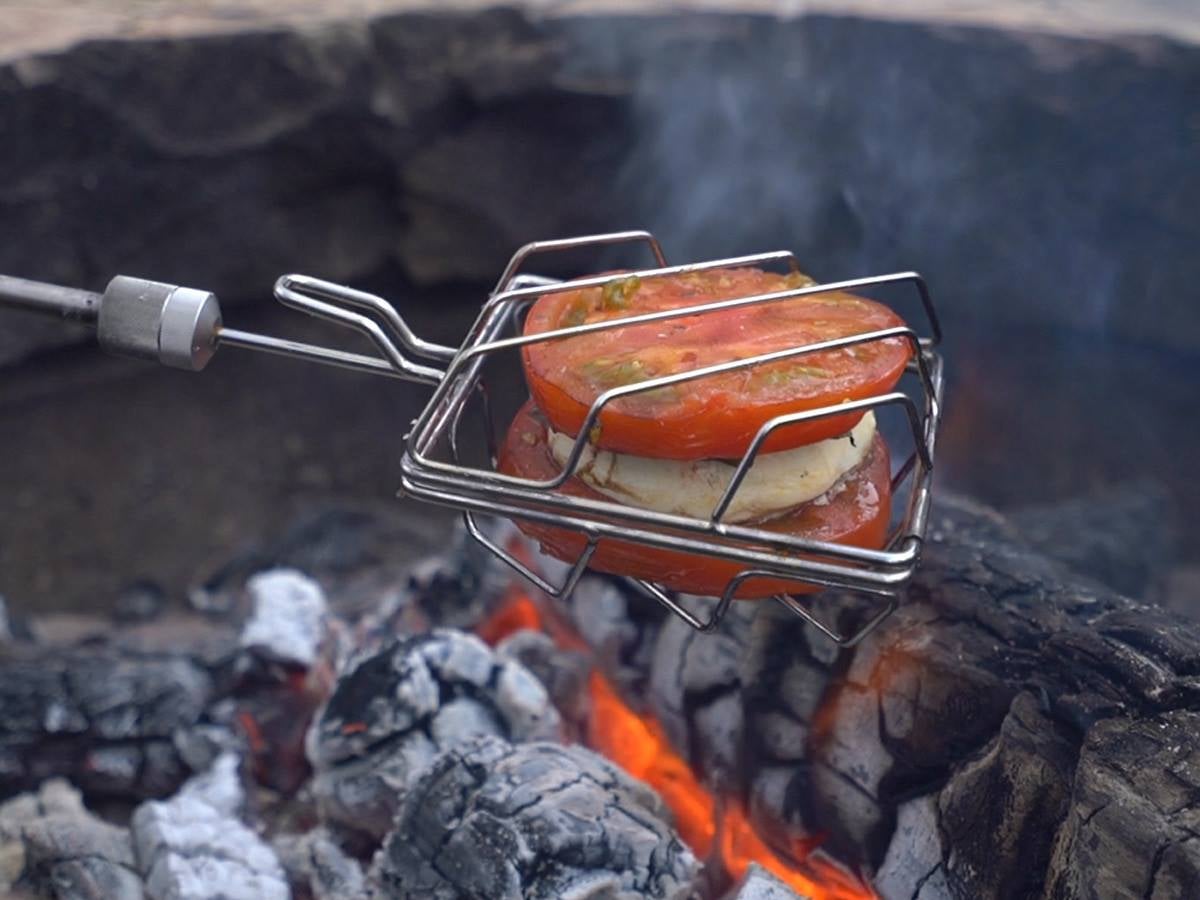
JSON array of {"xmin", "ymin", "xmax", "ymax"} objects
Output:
[
  {"xmin": 0, "ymin": 272, "xmax": 449, "ymax": 383},
  {"xmin": 1, "ymin": 273, "xmax": 221, "ymax": 372}
]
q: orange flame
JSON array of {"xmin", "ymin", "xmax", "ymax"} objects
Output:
[
  {"xmin": 720, "ymin": 803, "xmax": 875, "ymax": 899},
  {"xmin": 479, "ymin": 593, "xmax": 876, "ymax": 899},
  {"xmin": 587, "ymin": 669, "xmax": 716, "ymax": 856},
  {"xmin": 587, "ymin": 669, "xmax": 874, "ymax": 899},
  {"xmin": 476, "ymin": 591, "xmax": 544, "ymax": 645}
]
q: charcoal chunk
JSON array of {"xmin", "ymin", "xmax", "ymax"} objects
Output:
[
  {"xmin": 0, "ymin": 647, "xmax": 214, "ymax": 799},
  {"xmin": 496, "ymin": 629, "xmax": 591, "ymax": 733},
  {"xmin": 1043, "ymin": 710, "xmax": 1200, "ymax": 899},
  {"xmin": 239, "ymin": 569, "xmax": 329, "ymax": 669},
  {"xmin": 719, "ymin": 493, "xmax": 1200, "ymax": 891},
  {"xmin": 273, "ymin": 827, "xmax": 367, "ymax": 900},
  {"xmin": 372, "ymin": 735, "xmax": 701, "ymax": 900},
  {"xmin": 132, "ymin": 754, "xmax": 287, "ymax": 900},
  {"xmin": 875, "ymin": 692, "xmax": 1076, "ymax": 898},
  {"xmin": 307, "ymin": 629, "xmax": 560, "ymax": 841},
  {"xmin": 649, "ymin": 597, "xmax": 755, "ymax": 781}
]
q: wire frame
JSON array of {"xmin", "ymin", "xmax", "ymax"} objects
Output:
[{"xmin": 250, "ymin": 230, "xmax": 944, "ymax": 642}]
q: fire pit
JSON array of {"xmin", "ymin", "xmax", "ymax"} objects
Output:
[
  {"xmin": 1, "ymin": 3, "xmax": 1197, "ymax": 899},
  {"xmin": 1, "ymin": 491, "xmax": 1196, "ymax": 899}
]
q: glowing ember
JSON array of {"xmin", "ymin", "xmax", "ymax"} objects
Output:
[
  {"xmin": 720, "ymin": 803, "xmax": 874, "ymax": 900},
  {"xmin": 589, "ymin": 669, "xmax": 874, "ymax": 899},
  {"xmin": 476, "ymin": 590, "xmax": 543, "ymax": 644},
  {"xmin": 478, "ymin": 591, "xmax": 876, "ymax": 899},
  {"xmin": 587, "ymin": 669, "xmax": 716, "ymax": 856}
]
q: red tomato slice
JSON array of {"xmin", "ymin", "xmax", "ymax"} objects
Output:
[
  {"xmin": 521, "ymin": 267, "xmax": 910, "ymax": 460},
  {"xmin": 498, "ymin": 400, "xmax": 892, "ymax": 599}
]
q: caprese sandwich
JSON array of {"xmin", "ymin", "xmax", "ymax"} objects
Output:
[{"xmin": 499, "ymin": 267, "xmax": 910, "ymax": 598}]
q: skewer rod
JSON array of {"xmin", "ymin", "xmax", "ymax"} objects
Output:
[{"xmin": 0, "ymin": 275, "xmax": 100, "ymax": 324}]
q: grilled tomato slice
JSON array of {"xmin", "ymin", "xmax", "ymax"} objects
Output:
[
  {"xmin": 521, "ymin": 266, "xmax": 911, "ymax": 460},
  {"xmin": 498, "ymin": 400, "xmax": 892, "ymax": 598}
]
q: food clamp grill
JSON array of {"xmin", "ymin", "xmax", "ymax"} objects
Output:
[{"xmin": 0, "ymin": 230, "xmax": 944, "ymax": 646}]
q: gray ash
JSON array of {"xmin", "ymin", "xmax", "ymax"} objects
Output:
[
  {"xmin": 306, "ymin": 629, "xmax": 560, "ymax": 843},
  {"xmin": 132, "ymin": 753, "xmax": 289, "ymax": 900},
  {"xmin": 372, "ymin": 734, "xmax": 701, "ymax": 900},
  {"xmin": 0, "ymin": 779, "xmax": 143, "ymax": 900},
  {"xmin": 0, "ymin": 647, "xmax": 214, "ymax": 802},
  {"xmin": 273, "ymin": 827, "xmax": 367, "ymax": 900}
]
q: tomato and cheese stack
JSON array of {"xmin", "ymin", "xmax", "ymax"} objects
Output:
[{"xmin": 499, "ymin": 267, "xmax": 911, "ymax": 598}]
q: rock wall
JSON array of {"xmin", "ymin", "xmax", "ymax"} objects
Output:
[{"xmin": 1, "ymin": 3, "xmax": 1198, "ymax": 364}]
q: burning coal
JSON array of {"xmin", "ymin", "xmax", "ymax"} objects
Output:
[{"xmin": 476, "ymin": 579, "xmax": 876, "ymax": 899}]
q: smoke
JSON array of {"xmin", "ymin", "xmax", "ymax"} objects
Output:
[
  {"xmin": 553, "ymin": 9, "xmax": 1196, "ymax": 347},
  {"xmin": 548, "ymin": 9, "xmax": 1200, "ymax": 537}
]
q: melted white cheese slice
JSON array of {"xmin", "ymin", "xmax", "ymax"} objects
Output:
[{"xmin": 548, "ymin": 413, "xmax": 875, "ymax": 524}]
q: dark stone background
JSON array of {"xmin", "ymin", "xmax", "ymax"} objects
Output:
[{"xmin": 0, "ymin": 5, "xmax": 1197, "ymax": 612}]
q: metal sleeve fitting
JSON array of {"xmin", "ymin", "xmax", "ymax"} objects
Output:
[{"xmin": 97, "ymin": 277, "xmax": 222, "ymax": 371}]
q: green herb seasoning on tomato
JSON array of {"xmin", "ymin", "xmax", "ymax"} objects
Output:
[{"xmin": 520, "ymin": 266, "xmax": 910, "ymax": 460}]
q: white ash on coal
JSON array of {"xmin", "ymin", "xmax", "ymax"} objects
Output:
[
  {"xmin": 648, "ymin": 596, "xmax": 759, "ymax": 786},
  {"xmin": 239, "ymin": 569, "xmax": 329, "ymax": 670},
  {"xmin": 535, "ymin": 568, "xmax": 669, "ymax": 701},
  {"xmin": 372, "ymin": 734, "xmax": 701, "ymax": 900},
  {"xmin": 231, "ymin": 569, "xmax": 350, "ymax": 796},
  {"xmin": 306, "ymin": 628, "xmax": 561, "ymax": 843},
  {"xmin": 273, "ymin": 827, "xmax": 367, "ymax": 900},
  {"xmin": 0, "ymin": 646, "xmax": 215, "ymax": 801},
  {"xmin": 132, "ymin": 753, "xmax": 288, "ymax": 900},
  {"xmin": 495, "ymin": 629, "xmax": 592, "ymax": 737},
  {"xmin": 4, "ymin": 481, "xmax": 1197, "ymax": 900},
  {"xmin": 0, "ymin": 779, "xmax": 143, "ymax": 900}
]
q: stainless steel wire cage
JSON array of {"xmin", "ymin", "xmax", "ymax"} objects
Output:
[
  {"xmin": 0, "ymin": 229, "xmax": 944, "ymax": 646},
  {"xmin": 262, "ymin": 230, "xmax": 943, "ymax": 646}
]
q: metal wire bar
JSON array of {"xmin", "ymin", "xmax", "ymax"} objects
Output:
[
  {"xmin": 273, "ymin": 275, "xmax": 444, "ymax": 385},
  {"xmin": 276, "ymin": 274, "xmax": 457, "ymax": 362},
  {"xmin": 413, "ymin": 325, "xmax": 931, "ymax": 496},
  {"xmin": 462, "ymin": 511, "xmax": 598, "ymax": 599},
  {"xmin": 624, "ymin": 579, "xmax": 736, "ymax": 633},
  {"xmin": 396, "ymin": 234, "xmax": 943, "ymax": 634},
  {"xmin": 493, "ymin": 230, "xmax": 668, "ymax": 293},
  {"xmin": 216, "ymin": 328, "xmax": 408, "ymax": 378},
  {"xmin": 472, "ymin": 272, "xmax": 921, "ymax": 360},
  {"xmin": 408, "ymin": 249, "xmax": 806, "ymax": 460},
  {"xmin": 773, "ymin": 592, "xmax": 899, "ymax": 647},
  {"xmin": 708, "ymin": 391, "xmax": 928, "ymax": 523},
  {"xmin": 404, "ymin": 404, "xmax": 935, "ymax": 571},
  {"xmin": 398, "ymin": 477, "xmax": 921, "ymax": 592},
  {"xmin": 408, "ymin": 266, "xmax": 938, "ymax": 475},
  {"xmin": 401, "ymin": 348, "xmax": 937, "ymax": 569}
]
